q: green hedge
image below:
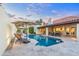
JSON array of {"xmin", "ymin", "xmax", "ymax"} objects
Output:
[
  {"xmin": 16, "ymin": 29, "xmax": 21, "ymax": 33},
  {"xmin": 29, "ymin": 27, "xmax": 35, "ymax": 34}
]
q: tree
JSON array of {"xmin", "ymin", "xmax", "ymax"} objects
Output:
[
  {"xmin": 39, "ymin": 19, "xmax": 43, "ymax": 23},
  {"xmin": 35, "ymin": 19, "xmax": 43, "ymax": 25}
]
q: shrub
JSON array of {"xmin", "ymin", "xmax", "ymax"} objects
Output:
[
  {"xmin": 29, "ymin": 27, "xmax": 35, "ymax": 34},
  {"xmin": 17, "ymin": 29, "xmax": 21, "ymax": 33}
]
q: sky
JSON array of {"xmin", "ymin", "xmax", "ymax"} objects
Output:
[{"xmin": 3, "ymin": 3, "xmax": 79, "ymax": 20}]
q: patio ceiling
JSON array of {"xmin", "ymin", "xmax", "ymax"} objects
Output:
[
  {"xmin": 12, "ymin": 21, "xmax": 36, "ymax": 25},
  {"xmin": 11, "ymin": 20, "xmax": 36, "ymax": 28}
]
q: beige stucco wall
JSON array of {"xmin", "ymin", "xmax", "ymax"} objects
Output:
[{"xmin": 0, "ymin": 5, "xmax": 16, "ymax": 55}]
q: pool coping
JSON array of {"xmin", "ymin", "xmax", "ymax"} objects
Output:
[{"xmin": 27, "ymin": 34, "xmax": 77, "ymax": 41}]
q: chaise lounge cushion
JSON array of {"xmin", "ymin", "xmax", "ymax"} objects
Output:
[{"xmin": 21, "ymin": 39, "xmax": 30, "ymax": 44}]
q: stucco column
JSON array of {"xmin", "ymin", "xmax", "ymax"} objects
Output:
[
  {"xmin": 63, "ymin": 26, "xmax": 66, "ymax": 36},
  {"xmin": 11, "ymin": 23, "xmax": 17, "ymax": 38},
  {"xmin": 46, "ymin": 27, "xmax": 48, "ymax": 36},
  {"xmin": 77, "ymin": 24, "xmax": 79, "ymax": 41},
  {"xmin": 27, "ymin": 25, "xmax": 29, "ymax": 35}
]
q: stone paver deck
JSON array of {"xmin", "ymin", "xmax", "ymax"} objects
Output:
[{"xmin": 2, "ymin": 37, "xmax": 79, "ymax": 56}]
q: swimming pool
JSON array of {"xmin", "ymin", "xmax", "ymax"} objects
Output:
[{"xmin": 26, "ymin": 34, "xmax": 63, "ymax": 47}]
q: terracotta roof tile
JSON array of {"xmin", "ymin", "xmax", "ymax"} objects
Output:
[{"xmin": 53, "ymin": 16, "xmax": 79, "ymax": 25}]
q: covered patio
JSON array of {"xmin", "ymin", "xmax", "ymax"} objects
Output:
[
  {"xmin": 12, "ymin": 20, "xmax": 36, "ymax": 34},
  {"xmin": 38, "ymin": 16, "xmax": 79, "ymax": 40}
]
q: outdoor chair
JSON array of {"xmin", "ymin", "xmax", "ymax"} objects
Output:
[
  {"xmin": 51, "ymin": 32, "xmax": 55, "ymax": 36},
  {"xmin": 49, "ymin": 32, "xmax": 54, "ymax": 36},
  {"xmin": 14, "ymin": 34, "xmax": 30, "ymax": 44},
  {"xmin": 55, "ymin": 32, "xmax": 61, "ymax": 36}
]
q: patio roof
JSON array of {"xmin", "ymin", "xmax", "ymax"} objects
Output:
[
  {"xmin": 38, "ymin": 16, "xmax": 79, "ymax": 28},
  {"xmin": 12, "ymin": 20, "xmax": 36, "ymax": 25}
]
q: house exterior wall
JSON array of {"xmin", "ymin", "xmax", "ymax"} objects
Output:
[
  {"xmin": 50, "ymin": 24, "xmax": 76, "ymax": 37},
  {"xmin": 38, "ymin": 28, "xmax": 46, "ymax": 35},
  {"xmin": 38, "ymin": 23, "xmax": 77, "ymax": 39},
  {"xmin": 34, "ymin": 25, "xmax": 40, "ymax": 34},
  {"xmin": 48, "ymin": 27, "xmax": 53, "ymax": 33},
  {"xmin": 0, "ymin": 5, "xmax": 16, "ymax": 55}
]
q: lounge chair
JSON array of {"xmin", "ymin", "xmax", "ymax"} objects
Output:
[
  {"xmin": 55, "ymin": 32, "xmax": 61, "ymax": 36},
  {"xmin": 14, "ymin": 34, "xmax": 30, "ymax": 44}
]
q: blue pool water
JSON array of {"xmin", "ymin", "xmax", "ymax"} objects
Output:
[{"xmin": 26, "ymin": 34, "xmax": 63, "ymax": 47}]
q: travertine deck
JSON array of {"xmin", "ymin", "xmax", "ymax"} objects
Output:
[{"xmin": 2, "ymin": 37, "xmax": 79, "ymax": 56}]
